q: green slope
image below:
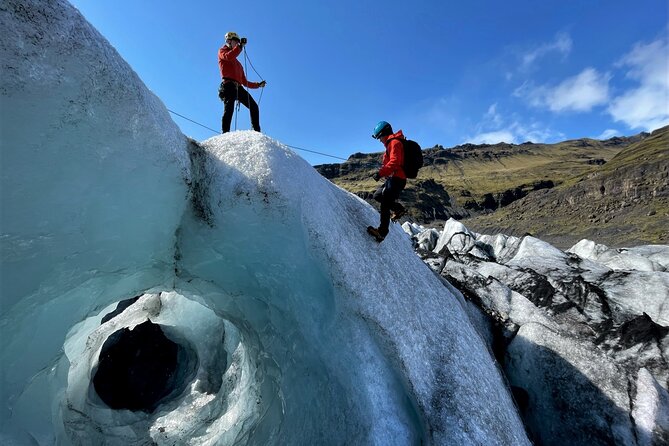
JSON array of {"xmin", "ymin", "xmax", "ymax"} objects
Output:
[{"xmin": 463, "ymin": 126, "xmax": 669, "ymax": 248}]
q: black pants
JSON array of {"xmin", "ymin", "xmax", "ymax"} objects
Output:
[
  {"xmin": 373, "ymin": 177, "xmax": 406, "ymax": 236},
  {"xmin": 219, "ymin": 81, "xmax": 260, "ymax": 133}
]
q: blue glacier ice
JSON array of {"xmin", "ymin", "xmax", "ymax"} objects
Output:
[{"xmin": 0, "ymin": 1, "xmax": 530, "ymax": 444}]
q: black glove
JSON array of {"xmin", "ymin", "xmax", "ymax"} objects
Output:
[
  {"xmin": 372, "ymin": 172, "xmax": 380, "ymax": 182},
  {"xmin": 240, "ymin": 37, "xmax": 247, "ymax": 45}
]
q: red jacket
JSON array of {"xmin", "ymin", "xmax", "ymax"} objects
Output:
[
  {"xmin": 378, "ymin": 130, "xmax": 407, "ymax": 179},
  {"xmin": 218, "ymin": 44, "xmax": 261, "ymax": 88}
]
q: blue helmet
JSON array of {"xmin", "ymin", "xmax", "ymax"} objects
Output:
[{"xmin": 372, "ymin": 121, "xmax": 392, "ymax": 139}]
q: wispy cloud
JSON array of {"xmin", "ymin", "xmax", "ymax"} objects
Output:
[
  {"xmin": 484, "ymin": 103, "xmax": 503, "ymax": 127},
  {"xmin": 597, "ymin": 129, "xmax": 620, "ymax": 139},
  {"xmin": 520, "ymin": 32, "xmax": 573, "ymax": 71},
  {"xmin": 501, "ymin": 32, "xmax": 573, "ymax": 81},
  {"xmin": 515, "ymin": 68, "xmax": 610, "ymax": 112},
  {"xmin": 608, "ymin": 33, "xmax": 669, "ymax": 131},
  {"xmin": 468, "ymin": 104, "xmax": 565, "ymax": 144}
]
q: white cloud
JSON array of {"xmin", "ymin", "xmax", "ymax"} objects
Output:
[
  {"xmin": 469, "ymin": 130, "xmax": 516, "ymax": 144},
  {"xmin": 608, "ymin": 35, "xmax": 669, "ymax": 131},
  {"xmin": 549, "ymin": 68, "xmax": 610, "ymax": 112},
  {"xmin": 468, "ymin": 105, "xmax": 565, "ymax": 144},
  {"xmin": 520, "ymin": 32, "xmax": 572, "ymax": 71},
  {"xmin": 515, "ymin": 68, "xmax": 610, "ymax": 112},
  {"xmin": 597, "ymin": 129, "xmax": 620, "ymax": 139}
]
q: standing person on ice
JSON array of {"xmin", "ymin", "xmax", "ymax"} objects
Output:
[
  {"xmin": 367, "ymin": 120, "xmax": 408, "ymax": 243},
  {"xmin": 218, "ymin": 31, "xmax": 266, "ymax": 133}
]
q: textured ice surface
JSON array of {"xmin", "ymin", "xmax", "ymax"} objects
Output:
[
  {"xmin": 413, "ymin": 220, "xmax": 669, "ymax": 444},
  {"xmin": 569, "ymin": 239, "xmax": 669, "ymax": 272},
  {"xmin": 434, "ymin": 219, "xmax": 478, "ymax": 255},
  {"xmin": 507, "ymin": 323, "xmax": 636, "ymax": 445},
  {"xmin": 475, "ymin": 233, "xmax": 523, "ymax": 263},
  {"xmin": 401, "ymin": 221, "xmax": 423, "ymax": 236},
  {"xmin": 504, "ymin": 237, "xmax": 669, "ymax": 325},
  {"xmin": 433, "ymin": 218, "xmax": 521, "ymax": 261},
  {"xmin": 402, "ymin": 222, "xmax": 440, "ymax": 251},
  {"xmin": 633, "ymin": 368, "xmax": 669, "ymax": 446},
  {"xmin": 444, "ymin": 261, "xmax": 558, "ymax": 330},
  {"xmin": 0, "ymin": 1, "xmax": 531, "ymax": 444}
]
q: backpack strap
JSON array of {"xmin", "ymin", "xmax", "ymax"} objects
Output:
[{"xmin": 384, "ymin": 137, "xmax": 404, "ymax": 150}]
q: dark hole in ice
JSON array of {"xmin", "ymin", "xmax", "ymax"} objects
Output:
[
  {"xmin": 101, "ymin": 295, "xmax": 141, "ymax": 324},
  {"xmin": 93, "ymin": 320, "xmax": 196, "ymax": 412},
  {"xmin": 511, "ymin": 385, "xmax": 530, "ymax": 412}
]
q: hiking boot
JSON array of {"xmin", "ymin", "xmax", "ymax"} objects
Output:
[
  {"xmin": 391, "ymin": 206, "xmax": 407, "ymax": 222},
  {"xmin": 367, "ymin": 226, "xmax": 386, "ymax": 243}
]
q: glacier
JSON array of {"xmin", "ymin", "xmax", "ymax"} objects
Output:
[
  {"xmin": 405, "ymin": 219, "xmax": 669, "ymax": 445},
  {"xmin": 0, "ymin": 1, "xmax": 530, "ymax": 445}
]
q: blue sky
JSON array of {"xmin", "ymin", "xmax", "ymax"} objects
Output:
[{"xmin": 69, "ymin": 0, "xmax": 668, "ymax": 164}]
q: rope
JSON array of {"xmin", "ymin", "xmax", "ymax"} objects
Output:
[
  {"xmin": 234, "ymin": 83, "xmax": 240, "ymax": 131},
  {"xmin": 284, "ymin": 145, "xmax": 348, "ymax": 161},
  {"xmin": 167, "ymin": 109, "xmax": 348, "ymax": 161},
  {"xmin": 167, "ymin": 109, "xmax": 220, "ymax": 134},
  {"xmin": 243, "ymin": 47, "xmax": 264, "ymax": 105},
  {"xmin": 242, "ymin": 46, "xmax": 251, "ymax": 126},
  {"xmin": 243, "ymin": 46, "xmax": 263, "ymax": 79}
]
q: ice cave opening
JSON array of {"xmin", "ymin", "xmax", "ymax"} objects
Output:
[
  {"xmin": 58, "ymin": 290, "xmax": 280, "ymax": 445},
  {"xmin": 92, "ymin": 319, "xmax": 196, "ymax": 413}
]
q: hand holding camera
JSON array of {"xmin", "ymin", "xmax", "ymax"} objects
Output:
[{"xmin": 240, "ymin": 37, "xmax": 247, "ymax": 46}]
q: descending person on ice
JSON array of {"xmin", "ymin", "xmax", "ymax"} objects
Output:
[
  {"xmin": 367, "ymin": 121, "xmax": 408, "ymax": 243},
  {"xmin": 218, "ymin": 31, "xmax": 266, "ymax": 133}
]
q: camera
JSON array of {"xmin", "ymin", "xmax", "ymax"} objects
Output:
[{"xmin": 240, "ymin": 37, "xmax": 247, "ymax": 45}]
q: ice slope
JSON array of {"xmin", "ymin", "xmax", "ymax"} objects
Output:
[
  {"xmin": 1, "ymin": 0, "xmax": 190, "ymax": 443},
  {"xmin": 175, "ymin": 132, "xmax": 530, "ymax": 445},
  {"xmin": 0, "ymin": 1, "xmax": 530, "ymax": 445}
]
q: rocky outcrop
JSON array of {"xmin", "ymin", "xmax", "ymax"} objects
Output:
[
  {"xmin": 403, "ymin": 219, "xmax": 669, "ymax": 445},
  {"xmin": 464, "ymin": 180, "xmax": 556, "ymax": 212}
]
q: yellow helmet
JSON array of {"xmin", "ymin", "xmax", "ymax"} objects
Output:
[{"xmin": 225, "ymin": 31, "xmax": 240, "ymax": 41}]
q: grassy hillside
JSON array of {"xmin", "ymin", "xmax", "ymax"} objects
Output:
[
  {"xmin": 463, "ymin": 126, "xmax": 669, "ymax": 248},
  {"xmin": 421, "ymin": 140, "xmax": 623, "ymax": 197}
]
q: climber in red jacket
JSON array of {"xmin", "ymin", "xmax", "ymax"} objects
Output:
[
  {"xmin": 367, "ymin": 121, "xmax": 408, "ymax": 242},
  {"xmin": 218, "ymin": 31, "xmax": 266, "ymax": 133}
]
